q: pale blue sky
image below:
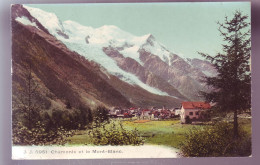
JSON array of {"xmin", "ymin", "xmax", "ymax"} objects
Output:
[{"xmin": 28, "ymin": 2, "xmax": 250, "ymax": 59}]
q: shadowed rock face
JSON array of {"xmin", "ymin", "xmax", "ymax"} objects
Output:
[
  {"xmin": 187, "ymin": 58, "xmax": 218, "ymax": 77},
  {"xmin": 137, "ymin": 48, "xmax": 212, "ymax": 101},
  {"xmin": 103, "ymin": 47, "xmax": 187, "ymax": 101},
  {"xmin": 12, "ymin": 4, "xmax": 185, "ymax": 109}
]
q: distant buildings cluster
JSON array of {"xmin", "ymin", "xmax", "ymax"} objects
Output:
[
  {"xmin": 108, "ymin": 102, "xmax": 211, "ymax": 124},
  {"xmin": 108, "ymin": 106, "xmax": 177, "ymax": 120}
]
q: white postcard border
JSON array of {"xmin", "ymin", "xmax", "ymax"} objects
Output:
[{"xmin": 12, "ymin": 145, "xmax": 180, "ymax": 159}]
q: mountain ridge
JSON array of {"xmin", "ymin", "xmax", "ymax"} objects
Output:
[{"xmin": 12, "ymin": 4, "xmax": 186, "ymax": 110}]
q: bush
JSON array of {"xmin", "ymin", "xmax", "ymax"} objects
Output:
[
  {"xmin": 12, "ymin": 121, "xmax": 75, "ymax": 146},
  {"xmin": 93, "ymin": 106, "xmax": 109, "ymax": 123},
  {"xmin": 89, "ymin": 121, "xmax": 144, "ymax": 146},
  {"xmin": 180, "ymin": 122, "xmax": 251, "ymax": 157},
  {"xmin": 185, "ymin": 116, "xmax": 192, "ymax": 124}
]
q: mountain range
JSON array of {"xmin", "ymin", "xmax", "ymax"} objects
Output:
[{"xmin": 11, "ymin": 4, "xmax": 217, "ymax": 110}]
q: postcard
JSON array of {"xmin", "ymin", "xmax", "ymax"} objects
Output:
[{"xmin": 11, "ymin": 2, "xmax": 251, "ymax": 159}]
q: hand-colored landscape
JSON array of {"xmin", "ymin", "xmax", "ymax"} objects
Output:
[{"xmin": 11, "ymin": 3, "xmax": 251, "ymax": 158}]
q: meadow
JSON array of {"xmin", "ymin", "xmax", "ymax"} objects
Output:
[
  {"xmin": 122, "ymin": 119, "xmax": 201, "ymax": 149},
  {"xmin": 67, "ymin": 117, "xmax": 251, "ymax": 149}
]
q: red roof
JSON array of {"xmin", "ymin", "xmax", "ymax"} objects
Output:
[{"xmin": 182, "ymin": 102, "xmax": 211, "ymax": 109}]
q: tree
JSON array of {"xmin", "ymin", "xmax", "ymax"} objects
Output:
[
  {"xmin": 17, "ymin": 61, "xmax": 41, "ymax": 130},
  {"xmin": 93, "ymin": 106, "xmax": 109, "ymax": 127},
  {"xmin": 199, "ymin": 11, "xmax": 251, "ymax": 138}
]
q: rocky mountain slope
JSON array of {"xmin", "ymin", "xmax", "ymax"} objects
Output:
[{"xmin": 12, "ymin": 4, "xmax": 186, "ymax": 110}]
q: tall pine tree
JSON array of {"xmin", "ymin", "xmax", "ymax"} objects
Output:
[{"xmin": 199, "ymin": 11, "xmax": 251, "ymax": 138}]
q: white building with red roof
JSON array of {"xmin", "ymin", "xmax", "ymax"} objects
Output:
[{"xmin": 180, "ymin": 102, "xmax": 211, "ymax": 123}]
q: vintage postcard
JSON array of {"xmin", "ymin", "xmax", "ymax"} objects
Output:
[{"xmin": 11, "ymin": 2, "xmax": 251, "ymax": 159}]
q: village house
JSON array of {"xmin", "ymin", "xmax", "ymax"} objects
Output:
[
  {"xmin": 151, "ymin": 111, "xmax": 160, "ymax": 120},
  {"xmin": 160, "ymin": 109, "xmax": 171, "ymax": 119},
  {"xmin": 180, "ymin": 102, "xmax": 211, "ymax": 124},
  {"xmin": 141, "ymin": 109, "xmax": 152, "ymax": 119},
  {"xmin": 174, "ymin": 108, "xmax": 181, "ymax": 116},
  {"xmin": 169, "ymin": 109, "xmax": 176, "ymax": 117}
]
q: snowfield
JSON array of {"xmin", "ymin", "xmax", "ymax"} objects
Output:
[{"xmin": 15, "ymin": 16, "xmax": 39, "ymax": 29}]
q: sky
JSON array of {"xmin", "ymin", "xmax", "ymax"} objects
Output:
[{"xmin": 28, "ymin": 2, "xmax": 250, "ymax": 59}]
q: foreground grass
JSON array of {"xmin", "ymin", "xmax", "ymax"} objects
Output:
[
  {"xmin": 122, "ymin": 119, "xmax": 206, "ymax": 149},
  {"xmin": 67, "ymin": 119, "xmax": 205, "ymax": 148},
  {"xmin": 66, "ymin": 129, "xmax": 91, "ymax": 146},
  {"xmin": 67, "ymin": 118, "xmax": 251, "ymax": 149}
]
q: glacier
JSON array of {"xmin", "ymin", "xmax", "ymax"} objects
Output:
[{"xmin": 23, "ymin": 5, "xmax": 172, "ymax": 97}]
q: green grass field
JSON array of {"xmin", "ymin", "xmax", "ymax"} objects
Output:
[
  {"xmin": 122, "ymin": 119, "xmax": 205, "ymax": 149},
  {"xmin": 67, "ymin": 118, "xmax": 251, "ymax": 149}
]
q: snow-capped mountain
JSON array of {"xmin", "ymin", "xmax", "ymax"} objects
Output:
[
  {"xmin": 13, "ymin": 5, "xmax": 216, "ymax": 104},
  {"xmin": 23, "ymin": 5, "xmax": 177, "ymax": 97},
  {"xmin": 12, "ymin": 4, "xmax": 188, "ymax": 110}
]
